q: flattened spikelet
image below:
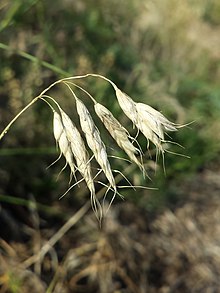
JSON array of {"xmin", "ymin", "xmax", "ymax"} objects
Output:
[
  {"xmin": 115, "ymin": 87, "xmax": 138, "ymax": 125},
  {"xmin": 114, "ymin": 87, "xmax": 177, "ymax": 152},
  {"xmin": 94, "ymin": 103, "xmax": 144, "ymax": 173},
  {"xmin": 59, "ymin": 109, "xmax": 95, "ymax": 196},
  {"xmin": 136, "ymin": 103, "xmax": 177, "ymax": 139},
  {"xmin": 53, "ymin": 111, "xmax": 63, "ymax": 142},
  {"xmin": 53, "ymin": 111, "xmax": 75, "ymax": 174},
  {"xmin": 136, "ymin": 103, "xmax": 177, "ymax": 152},
  {"xmin": 53, "ymin": 108, "xmax": 102, "ymax": 219},
  {"xmin": 75, "ymin": 98, "xmax": 116, "ymax": 191}
]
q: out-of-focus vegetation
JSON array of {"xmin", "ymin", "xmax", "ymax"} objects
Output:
[{"xmin": 0, "ymin": 0, "xmax": 220, "ymax": 292}]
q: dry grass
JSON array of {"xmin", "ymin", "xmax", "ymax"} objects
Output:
[
  {"xmin": 57, "ymin": 171, "xmax": 220, "ymax": 293},
  {"xmin": 1, "ymin": 168, "xmax": 220, "ymax": 293},
  {"xmin": 0, "ymin": 73, "xmax": 181, "ymax": 221}
]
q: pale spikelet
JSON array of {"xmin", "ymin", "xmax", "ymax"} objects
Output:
[
  {"xmin": 53, "ymin": 109, "xmax": 101, "ymax": 218},
  {"xmin": 53, "ymin": 111, "xmax": 63, "ymax": 142},
  {"xmin": 114, "ymin": 87, "xmax": 177, "ymax": 152},
  {"xmin": 114, "ymin": 87, "xmax": 138, "ymax": 125},
  {"xmin": 59, "ymin": 109, "xmax": 95, "ymax": 195},
  {"xmin": 94, "ymin": 102, "xmax": 145, "ymax": 173},
  {"xmin": 114, "ymin": 87, "xmax": 159, "ymax": 147},
  {"xmin": 135, "ymin": 103, "xmax": 177, "ymax": 151},
  {"xmin": 75, "ymin": 98, "xmax": 116, "ymax": 191},
  {"xmin": 53, "ymin": 111, "xmax": 75, "ymax": 174},
  {"xmin": 136, "ymin": 103, "xmax": 177, "ymax": 139}
]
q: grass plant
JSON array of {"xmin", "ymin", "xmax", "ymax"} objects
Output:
[{"xmin": 0, "ymin": 73, "xmax": 180, "ymax": 222}]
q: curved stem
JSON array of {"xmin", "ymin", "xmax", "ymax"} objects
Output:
[
  {"xmin": 0, "ymin": 79, "xmax": 62, "ymax": 141},
  {"xmin": 0, "ymin": 73, "xmax": 116, "ymax": 141},
  {"xmin": 0, "ymin": 96, "xmax": 38, "ymax": 140},
  {"xmin": 63, "ymin": 81, "xmax": 97, "ymax": 104},
  {"xmin": 61, "ymin": 73, "xmax": 117, "ymax": 89}
]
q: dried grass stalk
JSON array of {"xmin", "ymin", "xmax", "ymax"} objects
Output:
[
  {"xmin": 75, "ymin": 97, "xmax": 116, "ymax": 192},
  {"xmin": 94, "ymin": 102, "xmax": 145, "ymax": 173}
]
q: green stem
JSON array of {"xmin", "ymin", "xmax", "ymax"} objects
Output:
[
  {"xmin": 0, "ymin": 194, "xmax": 64, "ymax": 218},
  {"xmin": 0, "ymin": 42, "xmax": 69, "ymax": 77}
]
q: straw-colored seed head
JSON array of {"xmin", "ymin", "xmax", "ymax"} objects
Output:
[
  {"xmin": 114, "ymin": 88, "xmax": 158, "ymax": 147},
  {"xmin": 59, "ymin": 108, "xmax": 95, "ymax": 196},
  {"xmin": 53, "ymin": 111, "xmax": 75, "ymax": 174},
  {"xmin": 135, "ymin": 103, "xmax": 177, "ymax": 151},
  {"xmin": 136, "ymin": 103, "xmax": 177, "ymax": 139},
  {"xmin": 53, "ymin": 111, "xmax": 64, "ymax": 142},
  {"xmin": 94, "ymin": 103, "xmax": 144, "ymax": 172},
  {"xmin": 114, "ymin": 87, "xmax": 177, "ymax": 152},
  {"xmin": 75, "ymin": 98, "xmax": 116, "ymax": 191},
  {"xmin": 115, "ymin": 87, "xmax": 138, "ymax": 125},
  {"xmin": 136, "ymin": 115, "xmax": 162, "ymax": 151}
]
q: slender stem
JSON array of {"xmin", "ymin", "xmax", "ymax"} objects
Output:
[
  {"xmin": 63, "ymin": 81, "xmax": 97, "ymax": 104},
  {"xmin": 0, "ymin": 43, "xmax": 116, "ymax": 86},
  {"xmin": 61, "ymin": 73, "xmax": 117, "ymax": 89},
  {"xmin": 0, "ymin": 73, "xmax": 116, "ymax": 141},
  {"xmin": 0, "ymin": 96, "xmax": 38, "ymax": 140},
  {"xmin": 0, "ymin": 79, "xmax": 62, "ymax": 141},
  {"xmin": 0, "ymin": 42, "xmax": 69, "ymax": 77}
]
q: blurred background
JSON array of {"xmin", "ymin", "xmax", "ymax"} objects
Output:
[{"xmin": 0, "ymin": 0, "xmax": 220, "ymax": 292}]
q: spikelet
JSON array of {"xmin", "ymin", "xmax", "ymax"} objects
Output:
[
  {"xmin": 53, "ymin": 108, "xmax": 101, "ymax": 218},
  {"xmin": 114, "ymin": 87, "xmax": 177, "ymax": 152},
  {"xmin": 59, "ymin": 108, "xmax": 95, "ymax": 196},
  {"xmin": 75, "ymin": 98, "xmax": 116, "ymax": 192},
  {"xmin": 114, "ymin": 87, "xmax": 138, "ymax": 125},
  {"xmin": 94, "ymin": 102, "xmax": 145, "ymax": 173},
  {"xmin": 136, "ymin": 102, "xmax": 177, "ymax": 151},
  {"xmin": 53, "ymin": 111, "xmax": 75, "ymax": 174},
  {"xmin": 53, "ymin": 111, "xmax": 63, "ymax": 142},
  {"xmin": 136, "ymin": 103, "xmax": 177, "ymax": 139}
]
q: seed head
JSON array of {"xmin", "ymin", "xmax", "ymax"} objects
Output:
[
  {"xmin": 115, "ymin": 87, "xmax": 138, "ymax": 125},
  {"xmin": 114, "ymin": 87, "xmax": 177, "ymax": 152},
  {"xmin": 53, "ymin": 111, "xmax": 75, "ymax": 174},
  {"xmin": 75, "ymin": 98, "xmax": 116, "ymax": 191},
  {"xmin": 94, "ymin": 102, "xmax": 145, "ymax": 173}
]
